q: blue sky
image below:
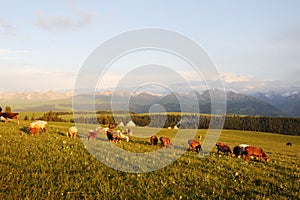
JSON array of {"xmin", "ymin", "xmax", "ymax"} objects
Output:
[{"xmin": 0, "ymin": 0, "xmax": 299, "ymax": 92}]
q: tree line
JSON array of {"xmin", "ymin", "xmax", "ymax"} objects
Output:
[
  {"xmin": 20, "ymin": 108, "xmax": 299, "ymax": 135},
  {"xmin": 72, "ymin": 113, "xmax": 300, "ymax": 136}
]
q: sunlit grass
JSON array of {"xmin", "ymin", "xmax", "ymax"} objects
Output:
[{"xmin": 0, "ymin": 120, "xmax": 299, "ymax": 199}]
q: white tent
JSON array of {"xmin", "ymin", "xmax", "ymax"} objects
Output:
[
  {"xmin": 126, "ymin": 120, "xmax": 136, "ymax": 127},
  {"xmin": 118, "ymin": 122, "xmax": 125, "ymax": 127}
]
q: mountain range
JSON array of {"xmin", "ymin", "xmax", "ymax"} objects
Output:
[{"xmin": 1, "ymin": 89, "xmax": 299, "ymax": 117}]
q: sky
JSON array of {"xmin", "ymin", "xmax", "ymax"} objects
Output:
[{"xmin": 0, "ymin": 0, "xmax": 300, "ymax": 93}]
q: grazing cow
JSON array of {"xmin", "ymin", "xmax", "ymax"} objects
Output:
[
  {"xmin": 87, "ymin": 130, "xmax": 97, "ymax": 140},
  {"xmin": 115, "ymin": 130, "xmax": 129, "ymax": 142},
  {"xmin": 0, "ymin": 107, "xmax": 19, "ymax": 125},
  {"xmin": 233, "ymin": 146, "xmax": 246, "ymax": 158},
  {"xmin": 160, "ymin": 136, "xmax": 173, "ymax": 148},
  {"xmin": 233, "ymin": 144, "xmax": 249, "ymax": 158},
  {"xmin": 67, "ymin": 126, "xmax": 77, "ymax": 138},
  {"xmin": 245, "ymin": 146, "xmax": 270, "ymax": 162},
  {"xmin": 216, "ymin": 142, "xmax": 232, "ymax": 155},
  {"xmin": 286, "ymin": 142, "xmax": 292, "ymax": 147},
  {"xmin": 106, "ymin": 130, "xmax": 122, "ymax": 143},
  {"xmin": 150, "ymin": 135, "xmax": 158, "ymax": 146},
  {"xmin": 29, "ymin": 120, "xmax": 47, "ymax": 135},
  {"xmin": 188, "ymin": 136, "xmax": 202, "ymax": 153}
]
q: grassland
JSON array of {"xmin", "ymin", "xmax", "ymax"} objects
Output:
[{"xmin": 0, "ymin": 119, "xmax": 299, "ymax": 199}]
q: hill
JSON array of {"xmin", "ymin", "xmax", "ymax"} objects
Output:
[{"xmin": 0, "ymin": 89, "xmax": 290, "ymax": 117}]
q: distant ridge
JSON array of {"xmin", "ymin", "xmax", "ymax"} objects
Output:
[{"xmin": 2, "ymin": 89, "xmax": 291, "ymax": 117}]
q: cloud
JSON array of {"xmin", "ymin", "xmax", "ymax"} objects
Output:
[
  {"xmin": 221, "ymin": 72, "xmax": 252, "ymax": 83},
  {"xmin": 35, "ymin": 9, "xmax": 97, "ymax": 31},
  {"xmin": 0, "ymin": 18, "xmax": 16, "ymax": 36}
]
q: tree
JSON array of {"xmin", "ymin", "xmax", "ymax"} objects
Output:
[
  {"xmin": 49, "ymin": 110, "xmax": 53, "ymax": 121},
  {"xmin": 5, "ymin": 106, "xmax": 11, "ymax": 113},
  {"xmin": 31, "ymin": 113, "xmax": 35, "ymax": 121},
  {"xmin": 24, "ymin": 115, "xmax": 28, "ymax": 120}
]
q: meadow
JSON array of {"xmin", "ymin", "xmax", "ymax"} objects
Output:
[{"xmin": 0, "ymin": 118, "xmax": 299, "ymax": 199}]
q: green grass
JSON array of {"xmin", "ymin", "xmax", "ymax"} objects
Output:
[{"xmin": 0, "ymin": 119, "xmax": 299, "ymax": 199}]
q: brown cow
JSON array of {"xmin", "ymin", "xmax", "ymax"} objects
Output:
[
  {"xmin": 0, "ymin": 107, "xmax": 19, "ymax": 125},
  {"xmin": 150, "ymin": 135, "xmax": 158, "ymax": 146},
  {"xmin": 188, "ymin": 136, "xmax": 202, "ymax": 153},
  {"xmin": 245, "ymin": 146, "xmax": 270, "ymax": 162},
  {"xmin": 216, "ymin": 142, "xmax": 232, "ymax": 155},
  {"xmin": 160, "ymin": 136, "xmax": 173, "ymax": 148}
]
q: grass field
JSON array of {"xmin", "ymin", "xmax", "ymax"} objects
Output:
[{"xmin": 0, "ymin": 119, "xmax": 299, "ymax": 199}]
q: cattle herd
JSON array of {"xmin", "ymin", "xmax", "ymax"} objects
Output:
[{"xmin": 1, "ymin": 116, "xmax": 273, "ymax": 162}]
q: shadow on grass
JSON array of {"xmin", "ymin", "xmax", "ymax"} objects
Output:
[{"xmin": 20, "ymin": 126, "xmax": 30, "ymax": 134}]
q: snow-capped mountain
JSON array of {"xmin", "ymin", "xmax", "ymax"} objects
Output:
[{"xmin": 252, "ymin": 90, "xmax": 300, "ymax": 117}]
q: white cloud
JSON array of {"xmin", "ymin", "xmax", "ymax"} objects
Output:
[
  {"xmin": 221, "ymin": 72, "xmax": 252, "ymax": 83},
  {"xmin": 35, "ymin": 9, "xmax": 97, "ymax": 31}
]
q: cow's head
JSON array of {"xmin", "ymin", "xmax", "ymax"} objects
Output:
[{"xmin": 262, "ymin": 151, "xmax": 270, "ymax": 162}]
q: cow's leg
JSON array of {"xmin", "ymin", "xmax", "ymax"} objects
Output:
[
  {"xmin": 16, "ymin": 115, "xmax": 20, "ymax": 125},
  {"xmin": 245, "ymin": 154, "xmax": 249, "ymax": 161},
  {"xmin": 258, "ymin": 155, "xmax": 261, "ymax": 162}
]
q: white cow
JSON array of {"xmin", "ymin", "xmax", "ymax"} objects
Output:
[
  {"xmin": 29, "ymin": 120, "xmax": 47, "ymax": 135},
  {"xmin": 67, "ymin": 126, "xmax": 78, "ymax": 138}
]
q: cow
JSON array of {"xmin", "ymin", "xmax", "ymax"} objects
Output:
[
  {"xmin": 0, "ymin": 107, "xmax": 19, "ymax": 125},
  {"xmin": 150, "ymin": 135, "xmax": 158, "ymax": 146},
  {"xmin": 87, "ymin": 130, "xmax": 98, "ymax": 140},
  {"xmin": 115, "ymin": 130, "xmax": 129, "ymax": 142},
  {"xmin": 67, "ymin": 126, "xmax": 77, "ymax": 138},
  {"xmin": 286, "ymin": 142, "xmax": 292, "ymax": 147},
  {"xmin": 233, "ymin": 146, "xmax": 246, "ymax": 158},
  {"xmin": 160, "ymin": 136, "xmax": 173, "ymax": 148},
  {"xmin": 105, "ymin": 129, "xmax": 122, "ymax": 143},
  {"xmin": 245, "ymin": 146, "xmax": 270, "ymax": 162},
  {"xmin": 232, "ymin": 144, "xmax": 249, "ymax": 158},
  {"xmin": 216, "ymin": 142, "xmax": 232, "ymax": 155},
  {"xmin": 29, "ymin": 120, "xmax": 47, "ymax": 135},
  {"xmin": 188, "ymin": 136, "xmax": 202, "ymax": 153}
]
